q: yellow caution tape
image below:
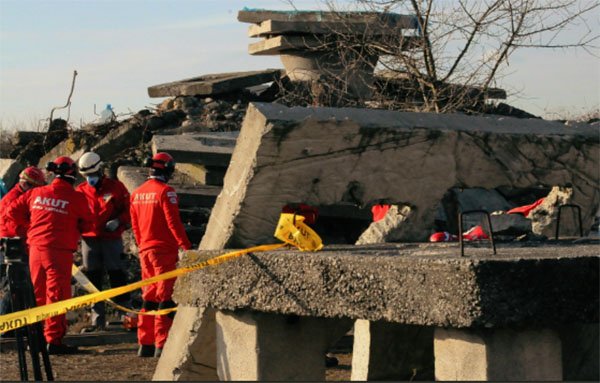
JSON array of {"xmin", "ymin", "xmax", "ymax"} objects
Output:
[
  {"xmin": 274, "ymin": 213, "xmax": 323, "ymax": 251},
  {"xmin": 71, "ymin": 265, "xmax": 176, "ymax": 316},
  {"xmin": 0, "ymin": 214, "xmax": 322, "ymax": 333}
]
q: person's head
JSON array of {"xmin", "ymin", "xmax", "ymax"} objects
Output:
[
  {"xmin": 18, "ymin": 166, "xmax": 46, "ymax": 191},
  {"xmin": 78, "ymin": 152, "xmax": 104, "ymax": 187},
  {"xmin": 46, "ymin": 156, "xmax": 77, "ymax": 183},
  {"xmin": 144, "ymin": 152, "xmax": 175, "ymax": 181}
]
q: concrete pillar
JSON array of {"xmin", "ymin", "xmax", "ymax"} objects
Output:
[
  {"xmin": 559, "ymin": 323, "xmax": 599, "ymax": 381},
  {"xmin": 153, "ymin": 306, "xmax": 218, "ymax": 381},
  {"xmin": 351, "ymin": 319, "xmax": 434, "ymax": 381},
  {"xmin": 215, "ymin": 310, "xmax": 352, "ymax": 381},
  {"xmin": 434, "ymin": 327, "xmax": 562, "ymax": 381}
]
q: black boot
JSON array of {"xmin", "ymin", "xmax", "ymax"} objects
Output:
[
  {"xmin": 47, "ymin": 343, "xmax": 80, "ymax": 355},
  {"xmin": 137, "ymin": 345, "xmax": 155, "ymax": 357}
]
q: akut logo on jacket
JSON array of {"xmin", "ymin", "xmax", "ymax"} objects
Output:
[
  {"xmin": 33, "ymin": 196, "xmax": 70, "ymax": 214},
  {"xmin": 133, "ymin": 192, "xmax": 158, "ymax": 205}
]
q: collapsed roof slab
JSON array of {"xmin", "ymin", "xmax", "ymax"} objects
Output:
[
  {"xmin": 200, "ymin": 102, "xmax": 599, "ymax": 250},
  {"xmin": 151, "ymin": 132, "xmax": 237, "ymax": 168},
  {"xmin": 248, "ymin": 35, "xmax": 327, "ymax": 55},
  {"xmin": 147, "ymin": 70, "xmax": 283, "ymax": 98},
  {"xmin": 175, "ymin": 242, "xmax": 599, "ymax": 327},
  {"xmin": 238, "ymin": 9, "xmax": 417, "ymax": 28},
  {"xmin": 249, "ymin": 35, "xmax": 418, "ymax": 56},
  {"xmin": 117, "ymin": 166, "xmax": 220, "ymax": 208},
  {"xmin": 248, "ymin": 19, "xmax": 411, "ymax": 38}
]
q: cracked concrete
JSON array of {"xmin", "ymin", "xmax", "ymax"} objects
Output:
[{"xmin": 200, "ymin": 102, "xmax": 600, "ymax": 249}]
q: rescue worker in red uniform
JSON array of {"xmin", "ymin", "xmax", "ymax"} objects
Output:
[
  {"xmin": 76, "ymin": 152, "xmax": 131, "ymax": 331},
  {"xmin": 6, "ymin": 156, "xmax": 94, "ymax": 354},
  {"xmin": 0, "ymin": 166, "xmax": 47, "ymax": 239},
  {"xmin": 0, "ymin": 166, "xmax": 46, "ymax": 317},
  {"xmin": 130, "ymin": 152, "xmax": 191, "ymax": 358}
]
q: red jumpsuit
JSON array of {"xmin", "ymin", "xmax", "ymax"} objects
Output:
[
  {"xmin": 130, "ymin": 178, "xmax": 191, "ymax": 349},
  {"xmin": 7, "ymin": 178, "xmax": 93, "ymax": 345},
  {"xmin": 0, "ymin": 184, "xmax": 27, "ymax": 239},
  {"xmin": 76, "ymin": 178, "xmax": 131, "ymax": 240}
]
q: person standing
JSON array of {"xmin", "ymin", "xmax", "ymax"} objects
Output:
[
  {"xmin": 6, "ymin": 156, "xmax": 94, "ymax": 354},
  {"xmin": 76, "ymin": 152, "xmax": 131, "ymax": 332},
  {"xmin": 130, "ymin": 152, "xmax": 191, "ymax": 358},
  {"xmin": 0, "ymin": 166, "xmax": 46, "ymax": 317},
  {"xmin": 0, "ymin": 166, "xmax": 47, "ymax": 240}
]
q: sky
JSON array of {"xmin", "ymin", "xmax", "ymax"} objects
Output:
[{"xmin": 0, "ymin": 0, "xmax": 598, "ymax": 131}]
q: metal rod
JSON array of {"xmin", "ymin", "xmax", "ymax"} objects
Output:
[{"xmin": 458, "ymin": 210, "xmax": 497, "ymax": 256}]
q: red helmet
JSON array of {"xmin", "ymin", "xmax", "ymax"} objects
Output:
[
  {"xmin": 145, "ymin": 152, "xmax": 175, "ymax": 171},
  {"xmin": 46, "ymin": 156, "xmax": 77, "ymax": 175},
  {"xmin": 19, "ymin": 166, "xmax": 46, "ymax": 186}
]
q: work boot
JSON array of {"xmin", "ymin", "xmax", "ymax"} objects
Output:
[
  {"xmin": 47, "ymin": 343, "xmax": 80, "ymax": 355},
  {"xmin": 154, "ymin": 347, "xmax": 163, "ymax": 358},
  {"xmin": 325, "ymin": 354, "xmax": 339, "ymax": 367},
  {"xmin": 137, "ymin": 344, "xmax": 155, "ymax": 357},
  {"xmin": 80, "ymin": 323, "xmax": 106, "ymax": 333}
]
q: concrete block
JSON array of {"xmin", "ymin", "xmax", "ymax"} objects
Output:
[
  {"xmin": 177, "ymin": 163, "xmax": 227, "ymax": 186},
  {"xmin": 215, "ymin": 310, "xmax": 352, "ymax": 381},
  {"xmin": 249, "ymin": 35, "xmax": 335, "ymax": 55},
  {"xmin": 175, "ymin": 243, "xmax": 599, "ymax": 328},
  {"xmin": 153, "ymin": 306, "xmax": 218, "ymax": 381},
  {"xmin": 351, "ymin": 320, "xmax": 434, "ymax": 381},
  {"xmin": 0, "ymin": 159, "xmax": 24, "ymax": 190},
  {"xmin": 434, "ymin": 327, "xmax": 562, "ymax": 381},
  {"xmin": 36, "ymin": 138, "xmax": 85, "ymax": 169},
  {"xmin": 355, "ymin": 204, "xmax": 412, "ymax": 244},
  {"xmin": 200, "ymin": 102, "xmax": 599, "ymax": 250},
  {"xmin": 148, "ymin": 70, "xmax": 283, "ymax": 98},
  {"xmin": 91, "ymin": 123, "xmax": 144, "ymax": 160},
  {"xmin": 151, "ymin": 133, "xmax": 237, "ymax": 168},
  {"xmin": 248, "ymin": 19, "xmax": 408, "ymax": 37},
  {"xmin": 238, "ymin": 9, "xmax": 417, "ymax": 28}
]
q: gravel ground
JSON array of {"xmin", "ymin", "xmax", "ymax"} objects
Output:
[{"xmin": 0, "ymin": 342, "xmax": 352, "ymax": 381}]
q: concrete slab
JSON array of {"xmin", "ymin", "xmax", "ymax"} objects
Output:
[
  {"xmin": 238, "ymin": 9, "xmax": 417, "ymax": 28},
  {"xmin": 175, "ymin": 242, "xmax": 599, "ymax": 328},
  {"xmin": 248, "ymin": 19, "xmax": 409, "ymax": 37},
  {"xmin": 91, "ymin": 122, "xmax": 144, "ymax": 160},
  {"xmin": 151, "ymin": 133, "xmax": 237, "ymax": 168},
  {"xmin": 248, "ymin": 35, "xmax": 331, "ymax": 55},
  {"xmin": 200, "ymin": 102, "xmax": 599, "ymax": 249},
  {"xmin": 176, "ymin": 163, "xmax": 227, "ymax": 186},
  {"xmin": 116, "ymin": 166, "xmax": 220, "ymax": 209},
  {"xmin": 375, "ymin": 72, "xmax": 507, "ymax": 100},
  {"xmin": 36, "ymin": 138, "xmax": 85, "ymax": 170},
  {"xmin": 147, "ymin": 70, "xmax": 283, "ymax": 98},
  {"xmin": 249, "ymin": 35, "xmax": 418, "ymax": 56},
  {"xmin": 0, "ymin": 159, "xmax": 24, "ymax": 190}
]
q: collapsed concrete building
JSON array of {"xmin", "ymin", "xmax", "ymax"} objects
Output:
[
  {"xmin": 1, "ymin": 7, "xmax": 598, "ymax": 382},
  {"xmin": 154, "ymin": 102, "xmax": 599, "ymax": 381}
]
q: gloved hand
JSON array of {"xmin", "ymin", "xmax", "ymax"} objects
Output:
[{"xmin": 105, "ymin": 218, "xmax": 120, "ymax": 232}]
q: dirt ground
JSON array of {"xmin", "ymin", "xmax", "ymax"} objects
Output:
[{"xmin": 0, "ymin": 342, "xmax": 352, "ymax": 381}]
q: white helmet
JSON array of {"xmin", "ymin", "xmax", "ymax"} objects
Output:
[{"xmin": 78, "ymin": 152, "xmax": 103, "ymax": 175}]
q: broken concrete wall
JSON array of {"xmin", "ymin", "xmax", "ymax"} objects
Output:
[{"xmin": 200, "ymin": 102, "xmax": 600, "ymax": 250}]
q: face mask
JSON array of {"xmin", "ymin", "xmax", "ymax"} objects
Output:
[{"xmin": 87, "ymin": 175, "xmax": 100, "ymax": 187}]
